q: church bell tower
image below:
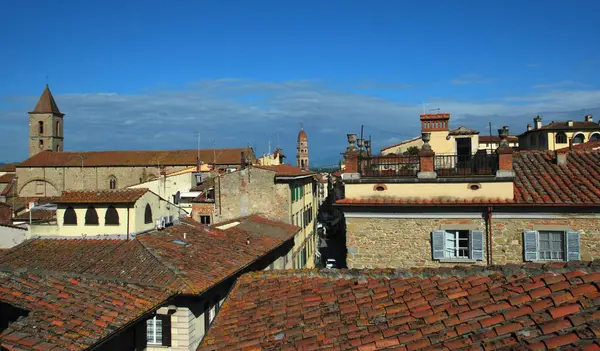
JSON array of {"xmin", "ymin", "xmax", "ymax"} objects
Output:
[
  {"xmin": 297, "ymin": 125, "xmax": 309, "ymax": 170},
  {"xmin": 28, "ymin": 84, "xmax": 64, "ymax": 157}
]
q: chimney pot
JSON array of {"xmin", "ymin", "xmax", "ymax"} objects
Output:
[
  {"xmin": 567, "ymin": 120, "xmax": 574, "ymax": 127},
  {"xmin": 534, "ymin": 115, "xmax": 543, "ymax": 129},
  {"xmin": 556, "ymin": 152, "xmax": 568, "ymax": 165},
  {"xmin": 526, "ymin": 124, "xmax": 532, "ymax": 131},
  {"xmin": 585, "ymin": 114, "xmax": 593, "ymax": 122}
]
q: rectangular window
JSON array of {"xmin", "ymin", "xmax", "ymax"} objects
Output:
[
  {"xmin": 538, "ymin": 231, "xmax": 565, "ymax": 261},
  {"xmin": 146, "ymin": 315, "xmax": 171, "ymax": 346},
  {"xmin": 35, "ymin": 181, "xmax": 44, "ymax": 195},
  {"xmin": 291, "ymin": 214, "xmax": 295, "ymax": 226},
  {"xmin": 39, "ymin": 139, "xmax": 44, "ymax": 148},
  {"xmin": 200, "ymin": 215, "xmax": 211, "ymax": 225},
  {"xmin": 432, "ymin": 230, "xmax": 484, "ymax": 261}
]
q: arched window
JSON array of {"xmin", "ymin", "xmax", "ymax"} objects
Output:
[
  {"xmin": 105, "ymin": 205, "xmax": 119, "ymax": 225},
  {"xmin": 556, "ymin": 132, "xmax": 567, "ymax": 144},
  {"xmin": 56, "ymin": 121, "xmax": 60, "ymax": 136},
  {"xmin": 63, "ymin": 206, "xmax": 77, "ymax": 225},
  {"xmin": 85, "ymin": 206, "xmax": 99, "ymax": 225},
  {"xmin": 572, "ymin": 134, "xmax": 585, "ymax": 145},
  {"xmin": 144, "ymin": 204, "xmax": 152, "ymax": 224},
  {"xmin": 38, "ymin": 121, "xmax": 44, "ymax": 134},
  {"xmin": 109, "ymin": 176, "xmax": 117, "ymax": 190},
  {"xmin": 591, "ymin": 133, "xmax": 600, "ymax": 142}
]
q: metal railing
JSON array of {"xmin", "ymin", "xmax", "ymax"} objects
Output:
[
  {"xmin": 434, "ymin": 154, "xmax": 498, "ymax": 176},
  {"xmin": 360, "ymin": 155, "xmax": 420, "ymax": 177}
]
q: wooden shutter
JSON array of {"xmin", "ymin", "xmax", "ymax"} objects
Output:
[
  {"xmin": 134, "ymin": 319, "xmax": 147, "ymax": 350},
  {"xmin": 566, "ymin": 231, "xmax": 581, "ymax": 261},
  {"xmin": 523, "ymin": 231, "xmax": 538, "ymax": 262},
  {"xmin": 431, "ymin": 230, "xmax": 445, "ymax": 260},
  {"xmin": 161, "ymin": 315, "xmax": 172, "ymax": 347},
  {"xmin": 470, "ymin": 230, "xmax": 484, "ymax": 261}
]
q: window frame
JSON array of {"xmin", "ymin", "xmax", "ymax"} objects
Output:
[
  {"xmin": 432, "ymin": 229, "xmax": 484, "ymax": 262},
  {"xmin": 200, "ymin": 215, "xmax": 211, "ymax": 225},
  {"xmin": 144, "ymin": 204, "xmax": 153, "ymax": 224},
  {"xmin": 84, "ymin": 206, "xmax": 99, "ymax": 225},
  {"xmin": 146, "ymin": 316, "xmax": 163, "ymax": 345},
  {"xmin": 524, "ymin": 230, "xmax": 580, "ymax": 262},
  {"xmin": 104, "ymin": 205, "xmax": 120, "ymax": 225},
  {"xmin": 63, "ymin": 206, "xmax": 77, "ymax": 225},
  {"xmin": 555, "ymin": 132, "xmax": 567, "ymax": 144}
]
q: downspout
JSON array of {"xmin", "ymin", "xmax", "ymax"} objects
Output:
[
  {"xmin": 127, "ymin": 206, "xmax": 130, "ymax": 240},
  {"xmin": 218, "ymin": 175, "xmax": 222, "ymax": 215},
  {"xmin": 487, "ymin": 206, "xmax": 493, "ymax": 266}
]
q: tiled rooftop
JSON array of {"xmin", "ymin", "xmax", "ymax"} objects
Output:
[
  {"xmin": 337, "ymin": 150, "xmax": 600, "ymax": 206},
  {"xmin": 0, "ymin": 163, "xmax": 18, "ymax": 173},
  {"xmin": 13, "ymin": 209, "xmax": 56, "ymax": 222},
  {"xmin": 255, "ymin": 164, "xmax": 316, "ymax": 177},
  {"xmin": 524, "ymin": 120, "xmax": 600, "ymax": 133},
  {"xmin": 199, "ymin": 263, "xmax": 600, "ymax": 351},
  {"xmin": 0, "ymin": 217, "xmax": 299, "ymax": 295},
  {"xmin": 53, "ymin": 188, "xmax": 150, "ymax": 204},
  {"xmin": 18, "ymin": 147, "xmax": 253, "ymax": 167},
  {"xmin": 479, "ymin": 135, "xmax": 519, "ymax": 143},
  {"xmin": 0, "ymin": 269, "xmax": 173, "ymax": 350}
]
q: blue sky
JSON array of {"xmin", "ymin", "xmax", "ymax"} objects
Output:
[{"xmin": 1, "ymin": 0, "xmax": 600, "ymax": 165}]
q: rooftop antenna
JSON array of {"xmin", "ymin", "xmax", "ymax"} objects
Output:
[
  {"xmin": 196, "ymin": 132, "xmax": 201, "ymax": 172},
  {"xmin": 429, "ymin": 108, "xmax": 441, "ymax": 113}
]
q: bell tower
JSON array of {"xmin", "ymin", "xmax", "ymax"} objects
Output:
[
  {"xmin": 28, "ymin": 84, "xmax": 64, "ymax": 157},
  {"xmin": 297, "ymin": 124, "xmax": 309, "ymax": 170}
]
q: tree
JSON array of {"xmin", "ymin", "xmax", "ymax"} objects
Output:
[{"xmin": 403, "ymin": 146, "xmax": 420, "ymax": 156}]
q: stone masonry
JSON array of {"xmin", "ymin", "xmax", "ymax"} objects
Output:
[
  {"xmin": 346, "ymin": 215, "xmax": 600, "ymax": 269},
  {"xmin": 213, "ymin": 167, "xmax": 290, "ymax": 224}
]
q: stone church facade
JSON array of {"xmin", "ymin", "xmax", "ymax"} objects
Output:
[{"xmin": 17, "ymin": 85, "xmax": 254, "ymax": 197}]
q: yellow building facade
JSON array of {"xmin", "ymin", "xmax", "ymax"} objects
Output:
[{"xmin": 518, "ymin": 115, "xmax": 600, "ymax": 151}]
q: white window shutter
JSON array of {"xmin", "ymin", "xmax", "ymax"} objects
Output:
[
  {"xmin": 470, "ymin": 230, "xmax": 484, "ymax": 261},
  {"xmin": 432, "ymin": 230, "xmax": 445, "ymax": 260},
  {"xmin": 566, "ymin": 231, "xmax": 581, "ymax": 261},
  {"xmin": 523, "ymin": 231, "xmax": 538, "ymax": 262}
]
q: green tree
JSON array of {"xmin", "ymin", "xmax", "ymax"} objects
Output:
[{"xmin": 403, "ymin": 146, "xmax": 420, "ymax": 156}]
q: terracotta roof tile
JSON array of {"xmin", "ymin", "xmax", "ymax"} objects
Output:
[
  {"xmin": 198, "ymin": 263, "xmax": 600, "ymax": 351},
  {"xmin": 12, "ymin": 209, "xmax": 56, "ymax": 222},
  {"xmin": 0, "ymin": 163, "xmax": 18, "ymax": 173},
  {"xmin": 479, "ymin": 135, "xmax": 519, "ymax": 143},
  {"xmin": 254, "ymin": 164, "xmax": 316, "ymax": 177},
  {"xmin": 53, "ymin": 188, "xmax": 149, "ymax": 204},
  {"xmin": 0, "ymin": 270, "xmax": 172, "ymax": 350},
  {"xmin": 18, "ymin": 147, "xmax": 254, "ymax": 167},
  {"xmin": 557, "ymin": 141, "xmax": 600, "ymax": 152}
]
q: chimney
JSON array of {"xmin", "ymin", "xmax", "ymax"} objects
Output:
[
  {"xmin": 567, "ymin": 120, "xmax": 574, "ymax": 127},
  {"xmin": 585, "ymin": 114, "xmax": 593, "ymax": 122},
  {"xmin": 420, "ymin": 113, "xmax": 450, "ymax": 133},
  {"xmin": 342, "ymin": 133, "xmax": 360, "ymax": 178},
  {"xmin": 240, "ymin": 152, "xmax": 246, "ymax": 170},
  {"xmin": 417, "ymin": 132, "xmax": 436, "ymax": 179},
  {"xmin": 526, "ymin": 124, "xmax": 532, "ymax": 131},
  {"xmin": 555, "ymin": 151, "xmax": 568, "ymax": 165},
  {"xmin": 496, "ymin": 126, "xmax": 514, "ymax": 178},
  {"xmin": 534, "ymin": 115, "xmax": 543, "ymax": 129}
]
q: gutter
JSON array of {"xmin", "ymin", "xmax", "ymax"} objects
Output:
[
  {"xmin": 487, "ymin": 206, "xmax": 493, "ymax": 266},
  {"xmin": 126, "ymin": 206, "xmax": 130, "ymax": 240}
]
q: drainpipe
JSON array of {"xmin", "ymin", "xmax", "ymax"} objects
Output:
[
  {"xmin": 126, "ymin": 206, "xmax": 130, "ymax": 240},
  {"xmin": 487, "ymin": 206, "xmax": 493, "ymax": 266}
]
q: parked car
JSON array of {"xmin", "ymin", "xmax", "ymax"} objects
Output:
[{"xmin": 325, "ymin": 259, "xmax": 337, "ymax": 269}]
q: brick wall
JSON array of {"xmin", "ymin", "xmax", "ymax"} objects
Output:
[
  {"xmin": 191, "ymin": 203, "xmax": 215, "ymax": 223},
  {"xmin": 16, "ymin": 165, "xmax": 188, "ymax": 197},
  {"xmin": 0, "ymin": 204, "xmax": 11, "ymax": 225},
  {"xmin": 213, "ymin": 168, "xmax": 290, "ymax": 224},
  {"xmin": 345, "ymin": 215, "xmax": 600, "ymax": 269}
]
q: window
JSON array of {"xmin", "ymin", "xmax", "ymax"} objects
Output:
[
  {"xmin": 556, "ymin": 132, "xmax": 567, "ymax": 144},
  {"xmin": 39, "ymin": 139, "xmax": 44, "ymax": 149},
  {"xmin": 144, "ymin": 204, "xmax": 152, "ymax": 224},
  {"xmin": 431, "ymin": 230, "xmax": 484, "ymax": 261},
  {"xmin": 200, "ymin": 215, "xmax": 211, "ymax": 225},
  {"xmin": 591, "ymin": 133, "xmax": 600, "ymax": 141},
  {"xmin": 108, "ymin": 176, "xmax": 117, "ymax": 190},
  {"xmin": 524, "ymin": 231, "xmax": 580, "ymax": 262},
  {"xmin": 572, "ymin": 134, "xmax": 585, "ymax": 145},
  {"xmin": 85, "ymin": 206, "xmax": 99, "ymax": 225},
  {"xmin": 38, "ymin": 121, "xmax": 44, "ymax": 134},
  {"xmin": 538, "ymin": 133, "xmax": 545, "ymax": 147},
  {"xmin": 146, "ymin": 315, "xmax": 171, "ymax": 346},
  {"xmin": 35, "ymin": 181, "xmax": 44, "ymax": 195},
  {"xmin": 105, "ymin": 205, "xmax": 119, "ymax": 225},
  {"xmin": 55, "ymin": 144, "xmax": 59, "ymax": 151},
  {"xmin": 63, "ymin": 206, "xmax": 77, "ymax": 225},
  {"xmin": 530, "ymin": 134, "xmax": 537, "ymax": 146},
  {"xmin": 56, "ymin": 121, "xmax": 60, "ymax": 136}
]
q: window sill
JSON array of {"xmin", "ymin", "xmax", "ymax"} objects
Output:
[
  {"xmin": 104, "ymin": 224, "xmax": 120, "ymax": 226},
  {"xmin": 438, "ymin": 258, "xmax": 478, "ymax": 264}
]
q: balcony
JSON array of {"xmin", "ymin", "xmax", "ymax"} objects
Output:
[
  {"xmin": 434, "ymin": 154, "xmax": 498, "ymax": 177},
  {"xmin": 359, "ymin": 155, "xmax": 420, "ymax": 177}
]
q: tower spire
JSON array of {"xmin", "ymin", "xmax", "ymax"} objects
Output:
[{"xmin": 31, "ymin": 84, "xmax": 63, "ymax": 116}]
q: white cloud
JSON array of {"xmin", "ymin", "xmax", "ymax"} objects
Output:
[
  {"xmin": 1, "ymin": 78, "xmax": 599, "ymax": 164},
  {"xmin": 449, "ymin": 73, "xmax": 494, "ymax": 85},
  {"xmin": 532, "ymin": 81, "xmax": 584, "ymax": 89}
]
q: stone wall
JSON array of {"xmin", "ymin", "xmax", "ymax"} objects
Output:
[
  {"xmin": 0, "ymin": 205, "xmax": 11, "ymax": 225},
  {"xmin": 213, "ymin": 168, "xmax": 289, "ymax": 224},
  {"xmin": 492, "ymin": 217, "xmax": 600, "ymax": 264},
  {"xmin": 345, "ymin": 217, "xmax": 487, "ymax": 269},
  {"xmin": 191, "ymin": 203, "xmax": 215, "ymax": 224},
  {"xmin": 17, "ymin": 165, "xmax": 188, "ymax": 197},
  {"xmin": 345, "ymin": 215, "xmax": 600, "ymax": 269}
]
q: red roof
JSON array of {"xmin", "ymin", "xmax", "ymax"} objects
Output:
[
  {"xmin": 479, "ymin": 135, "xmax": 519, "ymax": 143},
  {"xmin": 0, "ymin": 174, "xmax": 15, "ymax": 184},
  {"xmin": 0, "ymin": 270, "xmax": 172, "ymax": 350},
  {"xmin": 255, "ymin": 164, "xmax": 316, "ymax": 177},
  {"xmin": 53, "ymin": 188, "xmax": 150, "ymax": 204},
  {"xmin": 18, "ymin": 147, "xmax": 253, "ymax": 167},
  {"xmin": 0, "ymin": 163, "xmax": 18, "ymax": 173},
  {"xmin": 557, "ymin": 141, "xmax": 600, "ymax": 152},
  {"xmin": 30, "ymin": 84, "xmax": 63, "ymax": 116},
  {"xmin": 199, "ymin": 263, "xmax": 600, "ymax": 350},
  {"xmin": 298, "ymin": 128, "xmax": 307, "ymax": 141},
  {"xmin": 336, "ymin": 150, "xmax": 600, "ymax": 207},
  {"xmin": 523, "ymin": 120, "xmax": 600, "ymax": 134},
  {"xmin": 0, "ymin": 216, "xmax": 299, "ymax": 295}
]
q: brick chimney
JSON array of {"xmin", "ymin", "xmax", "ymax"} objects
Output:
[
  {"xmin": 496, "ymin": 126, "xmax": 515, "ymax": 179},
  {"xmin": 417, "ymin": 132, "xmax": 436, "ymax": 179},
  {"xmin": 420, "ymin": 113, "xmax": 450, "ymax": 133}
]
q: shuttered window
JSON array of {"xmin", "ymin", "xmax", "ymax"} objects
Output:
[
  {"xmin": 146, "ymin": 315, "xmax": 171, "ymax": 346},
  {"xmin": 431, "ymin": 230, "xmax": 484, "ymax": 261},
  {"xmin": 523, "ymin": 231, "xmax": 580, "ymax": 262}
]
